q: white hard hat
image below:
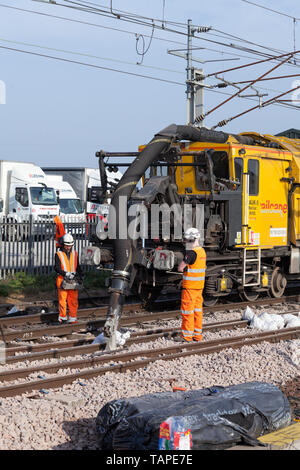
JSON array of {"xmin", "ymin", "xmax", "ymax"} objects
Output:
[
  {"xmin": 183, "ymin": 227, "xmax": 201, "ymax": 241},
  {"xmin": 63, "ymin": 233, "xmax": 74, "ymax": 246}
]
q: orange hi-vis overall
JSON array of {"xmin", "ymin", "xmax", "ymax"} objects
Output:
[
  {"xmin": 56, "ymin": 249, "xmax": 78, "ymax": 322},
  {"xmin": 54, "ymin": 216, "xmax": 66, "ymax": 249},
  {"xmin": 180, "ymin": 246, "xmax": 206, "ymax": 341}
]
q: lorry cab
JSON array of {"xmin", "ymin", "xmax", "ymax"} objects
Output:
[{"xmin": 3, "ymin": 164, "xmax": 59, "ymax": 223}]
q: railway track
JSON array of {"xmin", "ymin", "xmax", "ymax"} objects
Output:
[
  {"xmin": 0, "ymin": 293, "xmax": 298, "ymax": 346},
  {"xmin": 1, "ymin": 321, "xmax": 300, "ymax": 398},
  {"xmin": 0, "ymin": 293, "xmax": 299, "ymax": 398},
  {"xmin": 2, "ymin": 292, "xmax": 300, "ymax": 329}
]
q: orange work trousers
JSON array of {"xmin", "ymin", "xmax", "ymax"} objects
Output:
[
  {"xmin": 180, "ymin": 288, "xmax": 203, "ymax": 341},
  {"xmin": 58, "ymin": 288, "xmax": 78, "ymax": 321}
]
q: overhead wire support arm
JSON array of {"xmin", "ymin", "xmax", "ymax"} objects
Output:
[
  {"xmin": 212, "ymin": 81, "xmax": 300, "ymax": 129},
  {"xmin": 205, "ymin": 49, "xmax": 300, "ymax": 78},
  {"xmin": 213, "ymin": 75, "xmax": 268, "ymax": 100},
  {"xmin": 194, "ymin": 49, "xmax": 299, "ymax": 124}
]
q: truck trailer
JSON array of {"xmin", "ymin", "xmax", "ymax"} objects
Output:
[
  {"xmin": 45, "ymin": 174, "xmax": 85, "ymax": 223},
  {"xmin": 42, "ymin": 167, "xmax": 122, "ymax": 221}
]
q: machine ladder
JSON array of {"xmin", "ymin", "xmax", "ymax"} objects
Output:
[{"xmin": 243, "ymin": 247, "xmax": 261, "ymax": 287}]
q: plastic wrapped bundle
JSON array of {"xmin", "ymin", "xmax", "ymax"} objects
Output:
[
  {"xmin": 96, "ymin": 382, "xmax": 291, "ymax": 450},
  {"xmin": 96, "ymin": 386, "xmax": 223, "ymax": 449}
]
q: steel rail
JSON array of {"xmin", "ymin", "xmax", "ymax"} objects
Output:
[
  {"xmin": 1, "ymin": 292, "xmax": 299, "ymax": 330},
  {"xmin": 0, "ymin": 303, "xmax": 142, "ymax": 328},
  {"xmin": 1, "ymin": 294, "xmax": 299, "ymax": 343},
  {"xmin": 5, "ymin": 318, "xmax": 249, "ymax": 364},
  {"xmin": 1, "ymin": 324, "xmax": 300, "ymax": 398}
]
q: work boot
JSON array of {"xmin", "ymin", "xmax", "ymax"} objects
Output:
[{"xmin": 173, "ymin": 335, "xmax": 192, "ymax": 343}]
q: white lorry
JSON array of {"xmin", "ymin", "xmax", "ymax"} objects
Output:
[
  {"xmin": 42, "ymin": 167, "xmax": 122, "ymax": 220},
  {"xmin": 0, "ymin": 161, "xmax": 59, "ymax": 227},
  {"xmin": 45, "ymin": 175, "xmax": 85, "ymax": 223}
]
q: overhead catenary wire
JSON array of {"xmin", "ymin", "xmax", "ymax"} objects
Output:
[
  {"xmin": 4, "ymin": 3, "xmax": 299, "ymax": 73},
  {"xmin": 0, "ymin": 43, "xmax": 184, "ymax": 86},
  {"xmin": 1, "ymin": 0, "xmax": 299, "ymax": 120},
  {"xmin": 235, "ymin": 0, "xmax": 299, "ymax": 59},
  {"xmin": 0, "ymin": 35, "xmax": 184, "ymax": 75},
  {"xmin": 2, "ymin": 2, "xmax": 275, "ymax": 63},
  {"xmin": 237, "ymin": 0, "xmax": 300, "ymax": 21},
  {"xmin": 232, "ymin": 73, "xmax": 300, "ymax": 84},
  {"xmin": 30, "ymin": 0, "xmax": 300, "ymax": 76},
  {"xmin": 41, "ymin": 0, "xmax": 299, "ymax": 65},
  {"xmin": 0, "ymin": 38, "xmax": 298, "ymax": 113},
  {"xmin": 8, "ymin": 1, "xmax": 295, "ymax": 80},
  {"xmin": 0, "ymin": 3, "xmax": 186, "ymax": 47},
  {"xmin": 45, "ymin": 0, "xmax": 190, "ymax": 37},
  {"xmin": 59, "ymin": 0, "xmax": 300, "ymax": 64},
  {"xmin": 62, "ymin": 0, "xmax": 300, "ymax": 66}
]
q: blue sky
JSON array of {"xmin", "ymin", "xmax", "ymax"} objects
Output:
[{"xmin": 0, "ymin": 0, "xmax": 299, "ymax": 168}]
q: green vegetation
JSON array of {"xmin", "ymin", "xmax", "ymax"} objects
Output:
[
  {"xmin": 0, "ymin": 270, "xmax": 109, "ymax": 297},
  {"xmin": 82, "ymin": 270, "xmax": 109, "ymax": 289}
]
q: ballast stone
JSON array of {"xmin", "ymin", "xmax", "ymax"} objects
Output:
[{"xmin": 43, "ymin": 393, "xmax": 84, "ymax": 408}]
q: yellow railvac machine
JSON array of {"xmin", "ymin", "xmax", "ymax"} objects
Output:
[{"xmin": 93, "ymin": 124, "xmax": 300, "ymax": 334}]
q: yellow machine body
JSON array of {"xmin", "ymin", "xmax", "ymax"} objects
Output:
[{"xmin": 169, "ymin": 133, "xmax": 300, "ymax": 249}]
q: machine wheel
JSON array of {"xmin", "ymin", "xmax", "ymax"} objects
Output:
[
  {"xmin": 240, "ymin": 289, "xmax": 260, "ymax": 302},
  {"xmin": 269, "ymin": 267, "xmax": 286, "ymax": 298},
  {"xmin": 203, "ymin": 277, "xmax": 219, "ymax": 306},
  {"xmin": 203, "ymin": 295, "xmax": 219, "ymax": 307}
]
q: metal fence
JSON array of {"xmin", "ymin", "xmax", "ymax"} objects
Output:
[{"xmin": 0, "ymin": 216, "xmax": 98, "ymax": 279}]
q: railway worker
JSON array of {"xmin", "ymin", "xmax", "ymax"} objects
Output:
[
  {"xmin": 54, "ymin": 233, "xmax": 83, "ymax": 323},
  {"xmin": 176, "ymin": 227, "xmax": 206, "ymax": 343},
  {"xmin": 54, "ymin": 215, "xmax": 66, "ymax": 250}
]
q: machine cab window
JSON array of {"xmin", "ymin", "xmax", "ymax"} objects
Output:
[
  {"xmin": 248, "ymin": 159, "xmax": 259, "ymax": 195},
  {"xmin": 195, "ymin": 151, "xmax": 229, "ymax": 190},
  {"xmin": 234, "ymin": 158, "xmax": 243, "ymax": 185}
]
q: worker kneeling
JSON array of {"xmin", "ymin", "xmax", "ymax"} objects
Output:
[
  {"xmin": 55, "ymin": 233, "xmax": 83, "ymax": 323},
  {"xmin": 177, "ymin": 228, "xmax": 206, "ymax": 342}
]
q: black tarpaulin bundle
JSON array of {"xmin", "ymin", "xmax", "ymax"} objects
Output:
[{"xmin": 96, "ymin": 382, "xmax": 292, "ymax": 450}]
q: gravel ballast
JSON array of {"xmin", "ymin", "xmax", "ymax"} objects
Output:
[{"xmin": 0, "ymin": 304, "xmax": 299, "ymax": 450}]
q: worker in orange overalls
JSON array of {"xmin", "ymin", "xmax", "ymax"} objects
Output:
[
  {"xmin": 176, "ymin": 227, "xmax": 206, "ymax": 342},
  {"xmin": 54, "ymin": 233, "xmax": 83, "ymax": 323},
  {"xmin": 54, "ymin": 215, "xmax": 66, "ymax": 250}
]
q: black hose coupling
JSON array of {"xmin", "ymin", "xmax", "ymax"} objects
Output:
[{"xmin": 109, "ymin": 270, "xmax": 131, "ymax": 295}]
